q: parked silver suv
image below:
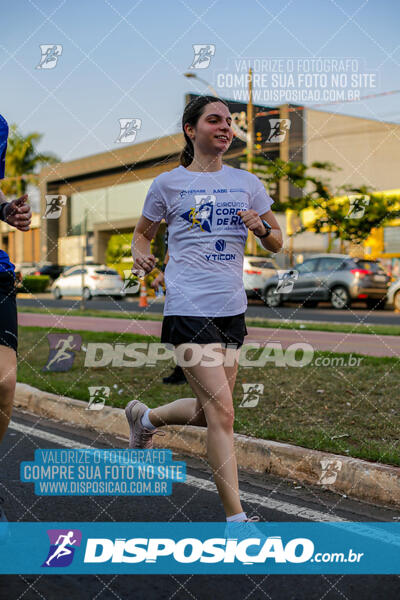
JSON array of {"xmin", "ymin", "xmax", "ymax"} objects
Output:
[{"xmin": 263, "ymin": 254, "xmax": 390, "ymax": 310}]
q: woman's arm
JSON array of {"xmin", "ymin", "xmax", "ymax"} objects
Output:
[
  {"xmin": 131, "ymin": 215, "xmax": 162, "ymax": 274},
  {"xmin": 238, "ymin": 209, "xmax": 283, "ymax": 253},
  {"xmin": 256, "ymin": 210, "xmax": 283, "ymax": 253},
  {"xmin": 151, "ymin": 249, "xmax": 169, "ymax": 290}
]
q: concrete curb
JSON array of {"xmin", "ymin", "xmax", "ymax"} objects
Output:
[{"xmin": 14, "ymin": 383, "xmax": 400, "ymax": 510}]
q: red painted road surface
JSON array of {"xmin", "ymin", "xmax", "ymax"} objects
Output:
[{"xmin": 18, "ymin": 313, "xmax": 400, "ymax": 357}]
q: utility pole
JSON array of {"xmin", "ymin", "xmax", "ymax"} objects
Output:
[
  {"xmin": 80, "ymin": 209, "xmax": 88, "ymax": 311},
  {"xmin": 246, "ymin": 68, "xmax": 254, "ymax": 174},
  {"xmin": 279, "ymin": 104, "xmax": 293, "ymax": 265},
  {"xmin": 246, "ymin": 68, "xmax": 256, "ymax": 254}
]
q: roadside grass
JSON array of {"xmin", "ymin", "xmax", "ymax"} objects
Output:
[
  {"xmin": 17, "ymin": 325, "xmax": 400, "ymax": 467},
  {"xmin": 17, "ymin": 306, "xmax": 400, "ymax": 337}
]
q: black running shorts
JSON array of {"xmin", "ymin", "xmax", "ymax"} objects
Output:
[
  {"xmin": 161, "ymin": 313, "xmax": 248, "ymax": 348},
  {"xmin": 0, "ymin": 272, "xmax": 18, "ymax": 353}
]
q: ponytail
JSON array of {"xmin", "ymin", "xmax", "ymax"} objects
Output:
[{"xmin": 180, "ymin": 134, "xmax": 194, "ymax": 167}]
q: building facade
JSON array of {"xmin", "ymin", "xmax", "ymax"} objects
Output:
[
  {"xmin": 0, "ymin": 212, "xmax": 41, "ymax": 266},
  {"xmin": 39, "ymin": 98, "xmax": 400, "ymax": 270}
]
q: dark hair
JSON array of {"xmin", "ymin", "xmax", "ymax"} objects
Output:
[{"xmin": 180, "ymin": 95, "xmax": 229, "ymax": 167}]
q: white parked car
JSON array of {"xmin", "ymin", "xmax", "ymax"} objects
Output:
[
  {"xmin": 51, "ymin": 264, "xmax": 125, "ymax": 300},
  {"xmin": 14, "ymin": 262, "xmax": 38, "ymax": 277},
  {"xmin": 243, "ymin": 255, "xmax": 278, "ymax": 299},
  {"xmin": 387, "ymin": 278, "xmax": 400, "ymax": 311}
]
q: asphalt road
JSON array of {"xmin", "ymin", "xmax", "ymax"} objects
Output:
[
  {"xmin": 17, "ymin": 295, "xmax": 400, "ymax": 326},
  {"xmin": 0, "ymin": 410, "xmax": 398, "ymax": 599}
]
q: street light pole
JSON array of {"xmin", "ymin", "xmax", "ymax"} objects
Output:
[
  {"xmin": 246, "ymin": 67, "xmax": 254, "ymax": 174},
  {"xmin": 183, "ymin": 73, "xmax": 219, "ymax": 97},
  {"xmin": 246, "ymin": 68, "xmax": 257, "ymax": 254},
  {"xmin": 80, "ymin": 208, "xmax": 88, "ymax": 311}
]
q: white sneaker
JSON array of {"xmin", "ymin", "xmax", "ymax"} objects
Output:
[
  {"xmin": 125, "ymin": 400, "xmax": 166, "ymax": 449},
  {"xmin": 224, "ymin": 515, "xmax": 268, "ymax": 547}
]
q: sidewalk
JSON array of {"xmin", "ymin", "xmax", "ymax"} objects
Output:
[{"xmin": 18, "ymin": 312, "xmax": 400, "ymax": 357}]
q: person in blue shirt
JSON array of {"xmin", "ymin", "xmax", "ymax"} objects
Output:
[{"xmin": 0, "ymin": 114, "xmax": 32, "ymax": 522}]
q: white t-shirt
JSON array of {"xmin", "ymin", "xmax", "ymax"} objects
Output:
[{"xmin": 142, "ymin": 164, "xmax": 274, "ymax": 317}]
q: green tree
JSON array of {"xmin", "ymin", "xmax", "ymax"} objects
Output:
[
  {"xmin": 0, "ymin": 124, "xmax": 59, "ymax": 197},
  {"xmin": 251, "ymin": 155, "xmax": 400, "ymax": 251},
  {"xmin": 106, "ymin": 233, "xmax": 132, "ymax": 264}
]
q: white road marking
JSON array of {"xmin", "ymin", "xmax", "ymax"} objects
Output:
[
  {"xmin": 10, "ymin": 421, "xmax": 89, "ymax": 449},
  {"xmin": 9, "ymin": 420, "xmax": 347, "ymax": 522}
]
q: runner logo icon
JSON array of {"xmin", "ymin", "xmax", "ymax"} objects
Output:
[
  {"xmin": 267, "ymin": 119, "xmax": 291, "ymax": 143},
  {"xmin": 36, "ymin": 45, "xmax": 63, "ymax": 69},
  {"xmin": 43, "ymin": 334, "xmax": 82, "ymax": 372},
  {"xmin": 43, "ymin": 195, "xmax": 67, "ymax": 219},
  {"xmin": 275, "ymin": 270, "xmax": 298, "ymax": 294},
  {"xmin": 115, "ymin": 118, "xmax": 142, "ymax": 143},
  {"xmin": 87, "ymin": 386, "xmax": 110, "ymax": 411},
  {"xmin": 42, "ymin": 529, "xmax": 82, "ymax": 567},
  {"xmin": 189, "ymin": 44, "xmax": 216, "ymax": 69}
]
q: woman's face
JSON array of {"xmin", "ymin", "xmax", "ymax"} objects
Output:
[{"xmin": 186, "ymin": 102, "xmax": 233, "ymax": 155}]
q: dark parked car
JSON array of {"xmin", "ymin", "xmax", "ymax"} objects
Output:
[
  {"xmin": 263, "ymin": 254, "xmax": 391, "ymax": 310},
  {"xmin": 33, "ymin": 263, "xmax": 65, "ymax": 281}
]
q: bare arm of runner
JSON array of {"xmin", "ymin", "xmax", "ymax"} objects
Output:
[
  {"xmin": 151, "ymin": 249, "xmax": 169, "ymax": 290},
  {"xmin": 238, "ymin": 209, "xmax": 283, "ymax": 253},
  {"xmin": 131, "ymin": 215, "xmax": 162, "ymax": 275}
]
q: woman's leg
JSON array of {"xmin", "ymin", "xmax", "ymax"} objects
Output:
[
  {"xmin": 186, "ymin": 348, "xmax": 243, "ymax": 517},
  {"xmin": 0, "ymin": 346, "xmax": 17, "ymax": 444},
  {"xmin": 149, "ymin": 346, "xmax": 208, "ymax": 427},
  {"xmin": 149, "ymin": 395, "xmax": 207, "ymax": 427},
  {"xmin": 148, "ymin": 344, "xmax": 243, "ymax": 517},
  {"xmin": 149, "ymin": 345, "xmax": 241, "ymax": 428},
  {"xmin": 220, "ymin": 345, "xmax": 241, "ymax": 509},
  {"xmin": 177, "ymin": 345, "xmax": 242, "ymax": 517},
  {"xmin": 221, "ymin": 345, "xmax": 241, "ymax": 397}
]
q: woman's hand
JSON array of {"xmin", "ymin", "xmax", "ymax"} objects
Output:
[
  {"xmin": 237, "ymin": 209, "xmax": 265, "ymax": 236},
  {"xmin": 132, "ymin": 253, "xmax": 157, "ymax": 275},
  {"xmin": 4, "ymin": 195, "xmax": 31, "ymax": 231},
  {"xmin": 151, "ymin": 271, "xmax": 165, "ymax": 291},
  {"xmin": 238, "ymin": 209, "xmax": 283, "ymax": 253}
]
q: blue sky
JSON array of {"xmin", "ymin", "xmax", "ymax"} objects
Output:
[{"xmin": 1, "ymin": 0, "xmax": 399, "ymax": 162}]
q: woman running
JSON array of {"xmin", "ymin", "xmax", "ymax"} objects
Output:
[
  {"xmin": 0, "ymin": 113, "xmax": 32, "ymax": 521},
  {"xmin": 126, "ymin": 95, "xmax": 283, "ymax": 523}
]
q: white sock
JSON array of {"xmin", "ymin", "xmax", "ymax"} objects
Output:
[
  {"xmin": 140, "ymin": 408, "xmax": 156, "ymax": 430},
  {"xmin": 226, "ymin": 511, "xmax": 247, "ymax": 522}
]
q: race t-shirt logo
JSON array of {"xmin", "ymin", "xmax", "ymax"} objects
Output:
[
  {"xmin": 180, "ymin": 195, "xmax": 215, "ymax": 233},
  {"xmin": 205, "ymin": 239, "xmax": 235, "ymax": 262},
  {"xmin": 42, "ymin": 529, "xmax": 82, "ymax": 567}
]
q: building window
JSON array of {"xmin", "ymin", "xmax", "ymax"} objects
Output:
[
  {"xmin": 68, "ymin": 178, "xmax": 154, "ymax": 236},
  {"xmin": 384, "ymin": 226, "xmax": 400, "ymax": 254}
]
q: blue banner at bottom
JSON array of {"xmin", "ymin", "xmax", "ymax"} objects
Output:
[{"xmin": 0, "ymin": 522, "xmax": 398, "ymax": 574}]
